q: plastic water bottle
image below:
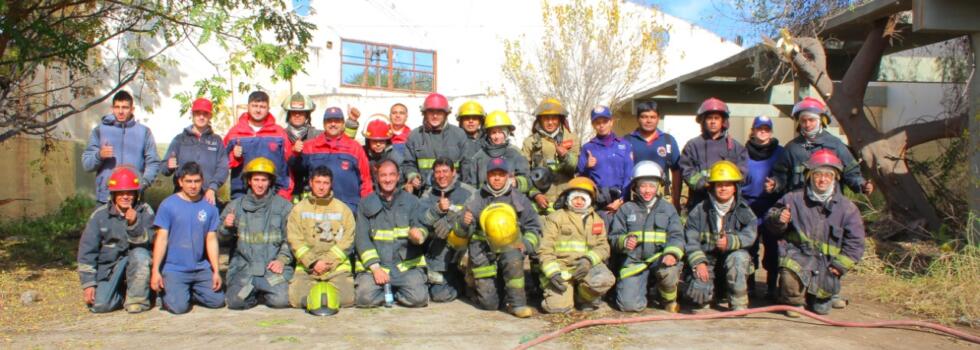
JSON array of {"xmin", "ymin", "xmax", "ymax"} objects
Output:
[{"xmin": 383, "ymin": 283, "xmax": 394, "ymax": 308}]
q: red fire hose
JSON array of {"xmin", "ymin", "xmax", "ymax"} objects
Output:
[{"xmin": 514, "ymin": 305, "xmax": 980, "ymax": 349}]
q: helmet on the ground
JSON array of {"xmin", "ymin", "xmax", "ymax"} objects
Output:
[
  {"xmin": 529, "ymin": 167, "xmax": 553, "ymax": 193},
  {"xmin": 306, "ymin": 281, "xmax": 340, "ymax": 316},
  {"xmin": 480, "ymin": 202, "xmax": 519, "ymax": 251},
  {"xmin": 243, "ymin": 157, "xmax": 276, "ymax": 180},
  {"xmin": 707, "ymin": 160, "xmax": 743, "ymax": 183},
  {"xmin": 456, "ymin": 100, "xmax": 486, "ymax": 121},
  {"xmin": 283, "ymin": 92, "xmax": 316, "ymax": 112},
  {"xmin": 805, "ymin": 149, "xmax": 844, "ymax": 173},
  {"xmin": 421, "ymin": 93, "xmax": 451, "ymax": 114},
  {"xmin": 696, "ymin": 97, "xmax": 730, "ymax": 123},
  {"xmin": 108, "ymin": 166, "xmax": 141, "ymax": 192},
  {"xmin": 363, "ymin": 115, "xmax": 393, "ymax": 141}
]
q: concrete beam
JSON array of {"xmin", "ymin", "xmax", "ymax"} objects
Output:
[
  {"xmin": 914, "ymin": 0, "xmax": 980, "ymax": 33},
  {"xmin": 677, "ymin": 81, "xmax": 772, "ymax": 104}
]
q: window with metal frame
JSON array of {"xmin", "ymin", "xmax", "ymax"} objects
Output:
[{"xmin": 340, "ymin": 39, "xmax": 436, "ymax": 93}]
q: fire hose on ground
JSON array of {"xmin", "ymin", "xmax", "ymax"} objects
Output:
[{"xmin": 513, "ymin": 305, "xmax": 980, "ymax": 349}]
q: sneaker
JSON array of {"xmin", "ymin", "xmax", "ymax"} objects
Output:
[
  {"xmin": 511, "ymin": 306, "xmax": 534, "ymax": 318},
  {"xmin": 126, "ymin": 304, "xmax": 147, "ymax": 314}
]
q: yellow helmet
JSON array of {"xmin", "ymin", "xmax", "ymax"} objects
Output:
[
  {"xmin": 707, "ymin": 160, "xmax": 743, "ymax": 183},
  {"xmin": 480, "ymin": 202, "xmax": 519, "ymax": 251},
  {"xmin": 243, "ymin": 157, "xmax": 276, "ymax": 179},
  {"xmin": 534, "ymin": 98, "xmax": 567, "ymax": 117},
  {"xmin": 446, "ymin": 230, "xmax": 469, "ymax": 250},
  {"xmin": 484, "ymin": 110, "xmax": 515, "ymax": 131},
  {"xmin": 456, "ymin": 100, "xmax": 486, "ymax": 120},
  {"xmin": 562, "ymin": 176, "xmax": 597, "ymax": 199}
]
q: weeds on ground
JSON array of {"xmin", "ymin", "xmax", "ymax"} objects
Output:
[{"xmin": 0, "ymin": 195, "xmax": 95, "ymax": 267}]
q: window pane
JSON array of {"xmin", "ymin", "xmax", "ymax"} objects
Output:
[
  {"xmin": 393, "ymin": 48, "xmax": 413, "ymax": 70},
  {"xmin": 393, "ymin": 70, "xmax": 412, "ymax": 90},
  {"xmin": 415, "ymin": 72, "xmax": 433, "ymax": 92},
  {"xmin": 341, "ymin": 64, "xmax": 365, "ymax": 86},
  {"xmin": 415, "ymin": 51, "xmax": 434, "ymax": 73},
  {"xmin": 366, "ymin": 45, "xmax": 388, "ymax": 66},
  {"xmin": 341, "ymin": 41, "xmax": 366, "ymax": 63},
  {"xmin": 367, "ymin": 67, "xmax": 390, "ymax": 88}
]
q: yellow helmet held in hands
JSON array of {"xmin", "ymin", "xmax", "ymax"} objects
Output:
[
  {"xmin": 707, "ymin": 160, "xmax": 743, "ymax": 183},
  {"xmin": 243, "ymin": 157, "xmax": 276, "ymax": 180},
  {"xmin": 484, "ymin": 110, "xmax": 515, "ymax": 132},
  {"xmin": 446, "ymin": 230, "xmax": 469, "ymax": 250},
  {"xmin": 480, "ymin": 202, "xmax": 519, "ymax": 251},
  {"xmin": 457, "ymin": 100, "xmax": 486, "ymax": 120}
]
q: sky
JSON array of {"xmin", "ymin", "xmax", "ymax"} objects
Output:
[{"xmin": 293, "ymin": 0, "xmax": 753, "ymax": 45}]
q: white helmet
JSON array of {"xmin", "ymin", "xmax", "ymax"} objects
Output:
[{"xmin": 632, "ymin": 161, "xmax": 665, "ymax": 183}]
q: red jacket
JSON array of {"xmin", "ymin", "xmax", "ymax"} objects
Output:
[
  {"xmin": 223, "ymin": 113, "xmax": 295, "ymax": 200},
  {"xmin": 301, "ymin": 133, "xmax": 374, "ymax": 211},
  {"xmin": 391, "ymin": 126, "xmax": 411, "ymax": 145}
]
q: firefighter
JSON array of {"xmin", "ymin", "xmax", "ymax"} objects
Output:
[
  {"xmin": 578, "ymin": 105, "xmax": 633, "ymax": 220},
  {"xmin": 767, "ymin": 97, "xmax": 873, "ymax": 196},
  {"xmin": 219, "ymin": 157, "xmax": 294, "ymax": 310},
  {"xmin": 361, "ymin": 115, "xmax": 404, "ymax": 186},
  {"xmin": 287, "ymin": 166, "xmax": 357, "ymax": 316},
  {"xmin": 743, "ymin": 116, "xmax": 785, "ymax": 299},
  {"xmin": 610, "ymin": 161, "xmax": 686, "ymax": 313},
  {"xmin": 402, "ymin": 93, "xmax": 469, "ymax": 194},
  {"xmin": 224, "ymin": 91, "xmax": 294, "ymax": 200},
  {"xmin": 454, "ymin": 157, "xmax": 542, "ymax": 318},
  {"xmin": 679, "ymin": 97, "xmax": 749, "ymax": 210},
  {"xmin": 538, "ymin": 177, "xmax": 615, "ymax": 313},
  {"xmin": 766, "ymin": 149, "xmax": 866, "ymax": 317},
  {"xmin": 624, "ymin": 101, "xmax": 681, "ymax": 212},
  {"xmin": 521, "ymin": 98, "xmax": 580, "ymax": 214},
  {"xmin": 354, "ymin": 160, "xmax": 429, "ymax": 308},
  {"xmin": 457, "ymin": 100, "xmax": 486, "ymax": 161},
  {"xmin": 77, "ymin": 166, "xmax": 155, "ymax": 313},
  {"xmin": 460, "ymin": 110, "xmax": 532, "ymax": 193},
  {"xmin": 160, "ymin": 97, "xmax": 228, "ymax": 205},
  {"xmin": 683, "ymin": 160, "xmax": 757, "ymax": 311},
  {"xmin": 298, "ymin": 106, "xmax": 373, "ymax": 212},
  {"xmin": 416, "ymin": 157, "xmax": 479, "ymax": 302},
  {"xmin": 282, "ymin": 92, "xmax": 322, "ymax": 200}
]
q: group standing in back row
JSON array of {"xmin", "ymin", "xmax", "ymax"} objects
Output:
[{"xmin": 78, "ymin": 90, "xmax": 869, "ymax": 319}]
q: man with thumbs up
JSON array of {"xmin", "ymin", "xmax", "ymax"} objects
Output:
[
  {"xmin": 577, "ymin": 106, "xmax": 633, "ymax": 221},
  {"xmin": 161, "ymin": 97, "xmax": 228, "ymax": 205}
]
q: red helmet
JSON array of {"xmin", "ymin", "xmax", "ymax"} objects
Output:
[
  {"xmin": 421, "ymin": 93, "xmax": 451, "ymax": 114},
  {"xmin": 791, "ymin": 97, "xmax": 827, "ymax": 119},
  {"xmin": 805, "ymin": 149, "xmax": 844, "ymax": 172},
  {"xmin": 107, "ymin": 166, "xmax": 141, "ymax": 192},
  {"xmin": 363, "ymin": 115, "xmax": 393, "ymax": 141},
  {"xmin": 696, "ymin": 97, "xmax": 729, "ymax": 123}
]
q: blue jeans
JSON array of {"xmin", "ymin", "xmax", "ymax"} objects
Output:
[
  {"xmin": 90, "ymin": 248, "xmax": 151, "ymax": 313},
  {"xmin": 161, "ymin": 269, "xmax": 226, "ymax": 314}
]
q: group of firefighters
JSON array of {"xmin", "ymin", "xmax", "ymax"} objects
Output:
[{"xmin": 77, "ymin": 89, "xmax": 868, "ymax": 318}]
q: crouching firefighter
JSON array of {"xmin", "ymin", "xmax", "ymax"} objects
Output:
[
  {"xmin": 766, "ymin": 149, "xmax": 865, "ymax": 317},
  {"xmin": 538, "ymin": 177, "xmax": 615, "ymax": 313},
  {"xmin": 354, "ymin": 160, "xmax": 429, "ymax": 308},
  {"xmin": 287, "ymin": 166, "xmax": 357, "ymax": 316},
  {"xmin": 219, "ymin": 157, "xmax": 294, "ymax": 309},
  {"xmin": 78, "ymin": 166, "xmax": 155, "ymax": 313},
  {"xmin": 454, "ymin": 157, "xmax": 542, "ymax": 318},
  {"xmin": 611, "ymin": 161, "xmax": 685, "ymax": 313},
  {"xmin": 683, "ymin": 160, "xmax": 757, "ymax": 311},
  {"xmin": 416, "ymin": 157, "xmax": 478, "ymax": 302}
]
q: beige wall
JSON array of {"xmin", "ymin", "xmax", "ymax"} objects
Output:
[{"xmin": 0, "ymin": 137, "xmax": 95, "ymax": 220}]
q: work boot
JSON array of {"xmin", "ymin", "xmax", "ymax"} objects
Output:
[
  {"xmin": 510, "ymin": 306, "xmax": 534, "ymax": 318},
  {"xmin": 126, "ymin": 304, "xmax": 148, "ymax": 314},
  {"xmin": 831, "ymin": 294, "xmax": 847, "ymax": 309},
  {"xmin": 663, "ymin": 301, "xmax": 680, "ymax": 313}
]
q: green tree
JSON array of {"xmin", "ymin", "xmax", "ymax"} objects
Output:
[
  {"xmin": 502, "ymin": 0, "xmax": 668, "ymax": 140},
  {"xmin": 0, "ymin": 1, "xmax": 314, "ymax": 142}
]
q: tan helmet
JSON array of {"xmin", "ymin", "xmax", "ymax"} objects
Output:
[
  {"xmin": 480, "ymin": 202, "xmax": 519, "ymax": 251},
  {"xmin": 283, "ymin": 92, "xmax": 316, "ymax": 112}
]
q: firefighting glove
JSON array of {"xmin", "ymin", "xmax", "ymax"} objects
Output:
[
  {"xmin": 686, "ymin": 277, "xmax": 714, "ymax": 306},
  {"xmin": 549, "ymin": 273, "xmax": 567, "ymax": 294},
  {"xmin": 573, "ymin": 258, "xmax": 592, "ymax": 280},
  {"xmin": 433, "ymin": 217, "xmax": 453, "ymax": 240}
]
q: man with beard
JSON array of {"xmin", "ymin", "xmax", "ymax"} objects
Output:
[
  {"xmin": 299, "ymin": 106, "xmax": 373, "ymax": 212},
  {"xmin": 224, "ymin": 91, "xmax": 294, "ymax": 200},
  {"xmin": 679, "ymin": 98, "xmax": 749, "ymax": 211},
  {"xmin": 521, "ymin": 98, "xmax": 580, "ymax": 214},
  {"xmin": 402, "ymin": 93, "xmax": 468, "ymax": 194}
]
